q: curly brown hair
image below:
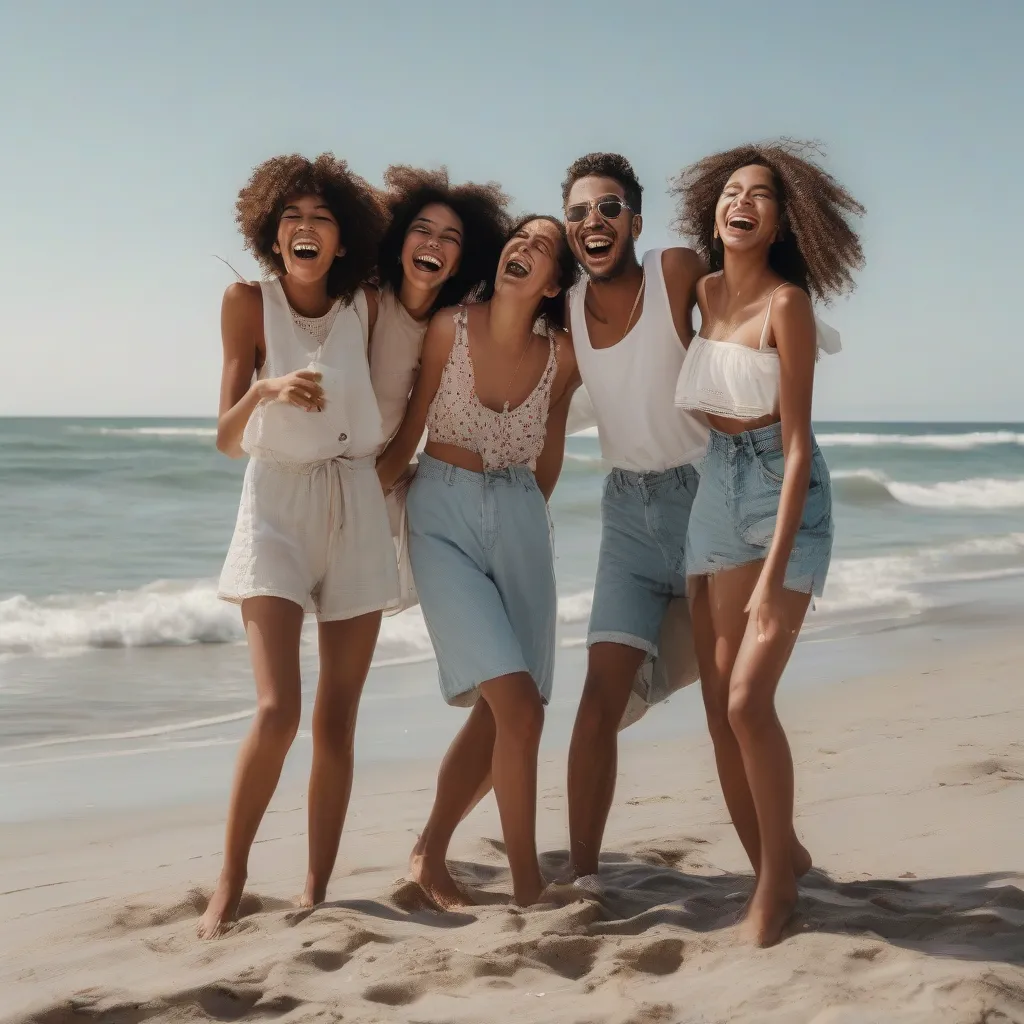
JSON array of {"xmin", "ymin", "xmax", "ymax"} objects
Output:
[
  {"xmin": 671, "ymin": 139, "xmax": 865, "ymax": 302},
  {"xmin": 236, "ymin": 152, "xmax": 387, "ymax": 302},
  {"xmin": 377, "ymin": 166, "xmax": 512, "ymax": 314},
  {"xmin": 561, "ymin": 153, "xmax": 643, "ymax": 214}
]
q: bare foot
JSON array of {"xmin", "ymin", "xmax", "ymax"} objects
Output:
[
  {"xmin": 510, "ymin": 872, "xmax": 547, "ymax": 908},
  {"xmin": 739, "ymin": 877, "xmax": 797, "ymax": 947},
  {"xmin": 197, "ymin": 872, "xmax": 245, "ymax": 939},
  {"xmin": 299, "ymin": 874, "xmax": 327, "ymax": 909},
  {"xmin": 409, "ymin": 839, "xmax": 474, "ymax": 910},
  {"xmin": 792, "ymin": 840, "xmax": 813, "ymax": 879}
]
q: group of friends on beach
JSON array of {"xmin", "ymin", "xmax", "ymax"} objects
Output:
[{"xmin": 204, "ymin": 143, "xmax": 865, "ymax": 948}]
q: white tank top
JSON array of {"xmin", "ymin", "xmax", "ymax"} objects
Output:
[
  {"xmin": 242, "ymin": 278, "xmax": 383, "ymax": 464},
  {"xmin": 369, "ymin": 286, "xmax": 428, "ymax": 444},
  {"xmin": 570, "ymin": 248, "xmax": 709, "ymax": 473},
  {"xmin": 674, "ymin": 285, "xmax": 783, "ymax": 419}
]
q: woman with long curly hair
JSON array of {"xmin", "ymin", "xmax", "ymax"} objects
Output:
[
  {"xmin": 672, "ymin": 140, "xmax": 864, "ymax": 946},
  {"xmin": 376, "ymin": 215, "xmax": 581, "ymax": 909},
  {"xmin": 204, "ymin": 153, "xmax": 398, "ymax": 937},
  {"xmin": 369, "ymin": 169, "xmax": 511, "ymax": 606},
  {"xmin": 371, "ymin": 166, "xmax": 511, "ymax": 443}
]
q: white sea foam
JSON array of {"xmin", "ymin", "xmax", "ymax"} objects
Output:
[
  {"xmin": 818, "ymin": 430, "xmax": 1024, "ymax": 450},
  {"xmin": 0, "ymin": 580, "xmax": 599, "ymax": 663},
  {"xmin": 832, "ymin": 470, "xmax": 1024, "ymax": 510},
  {"xmin": 68, "ymin": 426, "xmax": 217, "ymax": 439},
  {"xmin": 0, "ymin": 581, "xmax": 241, "ymax": 657}
]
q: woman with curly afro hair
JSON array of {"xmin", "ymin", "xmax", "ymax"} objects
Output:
[
  {"xmin": 672, "ymin": 140, "xmax": 864, "ymax": 946},
  {"xmin": 368, "ymin": 168, "xmax": 511, "ymax": 608},
  {"xmin": 370, "ymin": 165, "xmax": 512, "ymax": 444},
  {"xmin": 204, "ymin": 154, "xmax": 399, "ymax": 938},
  {"xmin": 376, "ymin": 215, "xmax": 581, "ymax": 909}
]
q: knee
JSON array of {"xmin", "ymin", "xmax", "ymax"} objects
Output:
[
  {"xmin": 702, "ymin": 689, "xmax": 732, "ymax": 738},
  {"xmin": 254, "ymin": 695, "xmax": 301, "ymax": 746},
  {"xmin": 312, "ymin": 694, "xmax": 359, "ymax": 748},
  {"xmin": 576, "ymin": 673, "xmax": 630, "ymax": 736},
  {"xmin": 495, "ymin": 683, "xmax": 545, "ymax": 747},
  {"xmin": 726, "ymin": 679, "xmax": 775, "ymax": 738}
]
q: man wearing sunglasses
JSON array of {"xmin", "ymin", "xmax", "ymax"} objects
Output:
[{"xmin": 561, "ymin": 152, "xmax": 708, "ymax": 885}]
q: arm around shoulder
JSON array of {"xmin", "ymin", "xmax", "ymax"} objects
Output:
[{"xmin": 661, "ymin": 246, "xmax": 709, "ymax": 343}]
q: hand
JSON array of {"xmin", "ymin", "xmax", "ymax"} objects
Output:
[
  {"xmin": 261, "ymin": 370, "xmax": 324, "ymax": 412},
  {"xmin": 744, "ymin": 571, "xmax": 786, "ymax": 645}
]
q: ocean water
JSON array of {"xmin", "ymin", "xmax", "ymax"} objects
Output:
[{"xmin": 2, "ymin": 419, "xmax": 1023, "ymax": 819}]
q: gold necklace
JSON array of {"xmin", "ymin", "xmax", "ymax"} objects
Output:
[{"xmin": 622, "ymin": 269, "xmax": 646, "ymax": 336}]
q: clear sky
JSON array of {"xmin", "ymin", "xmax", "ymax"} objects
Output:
[{"xmin": 1, "ymin": 0, "xmax": 1020, "ymax": 421}]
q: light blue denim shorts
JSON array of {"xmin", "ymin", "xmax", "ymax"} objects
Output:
[
  {"xmin": 407, "ymin": 453, "xmax": 556, "ymax": 707},
  {"xmin": 686, "ymin": 423, "xmax": 833, "ymax": 595},
  {"xmin": 588, "ymin": 463, "xmax": 700, "ymax": 658}
]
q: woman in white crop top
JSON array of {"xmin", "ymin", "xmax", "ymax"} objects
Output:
[
  {"xmin": 376, "ymin": 216, "xmax": 582, "ymax": 909},
  {"xmin": 204, "ymin": 154, "xmax": 396, "ymax": 938},
  {"xmin": 672, "ymin": 141, "xmax": 865, "ymax": 947}
]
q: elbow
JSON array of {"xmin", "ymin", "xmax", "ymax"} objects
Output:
[{"xmin": 215, "ymin": 425, "xmax": 243, "ymax": 458}]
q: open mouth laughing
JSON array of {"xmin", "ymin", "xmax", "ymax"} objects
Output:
[
  {"xmin": 580, "ymin": 231, "xmax": 615, "ymax": 264},
  {"xmin": 726, "ymin": 215, "xmax": 757, "ymax": 232},
  {"xmin": 412, "ymin": 251, "xmax": 444, "ymax": 273},
  {"xmin": 291, "ymin": 238, "xmax": 321, "ymax": 261},
  {"xmin": 504, "ymin": 253, "xmax": 531, "ymax": 279}
]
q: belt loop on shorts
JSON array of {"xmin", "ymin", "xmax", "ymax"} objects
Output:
[
  {"xmin": 638, "ymin": 473, "xmax": 649, "ymax": 504},
  {"xmin": 444, "ymin": 462, "xmax": 457, "ymax": 485}
]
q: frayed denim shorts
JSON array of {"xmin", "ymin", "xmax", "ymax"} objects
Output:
[
  {"xmin": 685, "ymin": 423, "xmax": 833, "ymax": 595},
  {"xmin": 407, "ymin": 453, "xmax": 556, "ymax": 707},
  {"xmin": 588, "ymin": 463, "xmax": 699, "ymax": 657}
]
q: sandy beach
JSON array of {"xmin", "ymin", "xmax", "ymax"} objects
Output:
[{"xmin": 3, "ymin": 621, "xmax": 1023, "ymax": 1024}]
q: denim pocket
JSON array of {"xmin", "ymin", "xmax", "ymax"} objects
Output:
[{"xmin": 752, "ymin": 445, "xmax": 785, "ymax": 486}]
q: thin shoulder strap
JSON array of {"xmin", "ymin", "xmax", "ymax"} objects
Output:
[
  {"xmin": 758, "ymin": 285, "xmax": 785, "ymax": 350},
  {"xmin": 453, "ymin": 305, "xmax": 469, "ymax": 343}
]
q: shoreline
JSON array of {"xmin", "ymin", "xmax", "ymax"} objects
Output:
[
  {"xmin": 3, "ymin": 622, "xmax": 1023, "ymax": 1023},
  {"xmin": 5, "ymin": 581, "xmax": 1024, "ymax": 825}
]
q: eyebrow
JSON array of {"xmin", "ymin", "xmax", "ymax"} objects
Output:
[
  {"xmin": 724, "ymin": 182, "xmax": 775, "ymax": 193},
  {"xmin": 412, "ymin": 216, "xmax": 462, "ymax": 237},
  {"xmin": 282, "ymin": 203, "xmax": 335, "ymax": 215}
]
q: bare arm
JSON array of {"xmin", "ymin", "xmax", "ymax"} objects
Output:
[
  {"xmin": 761, "ymin": 286, "xmax": 817, "ymax": 588},
  {"xmin": 534, "ymin": 333, "xmax": 582, "ymax": 501},
  {"xmin": 216, "ymin": 283, "xmax": 265, "ymax": 458},
  {"xmin": 216, "ymin": 282, "xmax": 326, "ymax": 458},
  {"xmin": 661, "ymin": 246, "xmax": 708, "ymax": 346},
  {"xmin": 376, "ymin": 309, "xmax": 456, "ymax": 492}
]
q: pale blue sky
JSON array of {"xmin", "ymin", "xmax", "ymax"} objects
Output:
[{"xmin": 1, "ymin": 0, "xmax": 1020, "ymax": 420}]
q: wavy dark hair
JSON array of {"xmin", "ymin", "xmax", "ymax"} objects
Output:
[
  {"xmin": 504, "ymin": 214, "xmax": 579, "ymax": 331},
  {"xmin": 377, "ymin": 166, "xmax": 512, "ymax": 314},
  {"xmin": 671, "ymin": 139, "xmax": 864, "ymax": 302},
  {"xmin": 236, "ymin": 152, "xmax": 386, "ymax": 303},
  {"xmin": 561, "ymin": 152, "xmax": 643, "ymax": 215}
]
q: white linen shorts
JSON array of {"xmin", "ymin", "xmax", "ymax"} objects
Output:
[{"xmin": 218, "ymin": 455, "xmax": 400, "ymax": 622}]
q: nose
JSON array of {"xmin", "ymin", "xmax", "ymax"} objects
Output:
[{"xmin": 583, "ymin": 205, "xmax": 603, "ymax": 229}]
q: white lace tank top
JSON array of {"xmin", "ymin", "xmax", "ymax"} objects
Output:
[
  {"xmin": 242, "ymin": 279, "xmax": 383, "ymax": 464},
  {"xmin": 674, "ymin": 285, "xmax": 784, "ymax": 419},
  {"xmin": 425, "ymin": 307, "xmax": 558, "ymax": 471}
]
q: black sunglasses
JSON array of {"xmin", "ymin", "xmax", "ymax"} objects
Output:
[{"xmin": 564, "ymin": 197, "xmax": 633, "ymax": 223}]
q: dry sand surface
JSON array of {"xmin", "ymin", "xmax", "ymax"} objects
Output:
[{"xmin": 3, "ymin": 629, "xmax": 1023, "ymax": 1024}]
